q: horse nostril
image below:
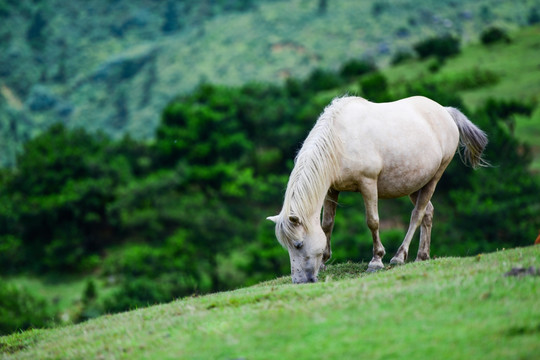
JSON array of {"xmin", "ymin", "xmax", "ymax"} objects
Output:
[{"xmin": 308, "ymin": 276, "xmax": 318, "ymax": 283}]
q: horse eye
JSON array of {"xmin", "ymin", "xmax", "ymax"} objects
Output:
[{"xmin": 293, "ymin": 241, "xmax": 304, "ymax": 249}]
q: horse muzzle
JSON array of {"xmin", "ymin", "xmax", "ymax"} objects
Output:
[{"xmin": 292, "ymin": 269, "xmax": 318, "ymax": 284}]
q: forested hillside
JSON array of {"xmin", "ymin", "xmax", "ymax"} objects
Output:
[{"xmin": 1, "ymin": 0, "xmax": 539, "ymax": 166}]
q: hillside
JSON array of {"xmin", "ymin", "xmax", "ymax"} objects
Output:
[
  {"xmin": 1, "ymin": 0, "xmax": 539, "ymax": 167},
  {"xmin": 382, "ymin": 25, "xmax": 540, "ymax": 173},
  {"xmin": 1, "ymin": 246, "xmax": 539, "ymax": 359}
]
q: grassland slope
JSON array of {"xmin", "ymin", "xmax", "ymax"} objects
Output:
[{"xmin": 1, "ymin": 246, "xmax": 539, "ymax": 359}]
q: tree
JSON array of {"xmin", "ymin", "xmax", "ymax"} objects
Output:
[
  {"xmin": 318, "ymin": 0, "xmax": 328, "ymax": 15},
  {"xmin": 0, "ymin": 124, "xmax": 129, "ymax": 271},
  {"xmin": 162, "ymin": 1, "xmax": 181, "ymax": 33},
  {"xmin": 480, "ymin": 26, "xmax": 511, "ymax": 45},
  {"xmin": 26, "ymin": 9, "xmax": 47, "ymax": 51}
]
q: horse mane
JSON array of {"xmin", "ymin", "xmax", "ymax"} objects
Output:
[{"xmin": 275, "ymin": 97, "xmax": 350, "ymax": 247}]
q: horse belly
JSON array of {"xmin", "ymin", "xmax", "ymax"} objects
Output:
[
  {"xmin": 375, "ymin": 131, "xmax": 445, "ymax": 198},
  {"xmin": 376, "ymin": 159, "xmax": 440, "ymax": 198}
]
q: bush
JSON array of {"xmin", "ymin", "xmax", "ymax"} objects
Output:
[
  {"xmin": 527, "ymin": 7, "xmax": 540, "ymax": 25},
  {"xmin": 359, "ymin": 72, "xmax": 390, "ymax": 102},
  {"xmin": 100, "ymin": 231, "xmax": 208, "ymax": 313},
  {"xmin": 339, "ymin": 59, "xmax": 377, "ymax": 80},
  {"xmin": 427, "ymin": 58, "xmax": 443, "ymax": 73},
  {"xmin": 390, "ymin": 50, "xmax": 415, "ymax": 65},
  {"xmin": 0, "ymin": 282, "xmax": 52, "ymax": 335},
  {"xmin": 437, "ymin": 69, "xmax": 499, "ymax": 91},
  {"xmin": 103, "ymin": 274, "xmax": 201, "ymax": 313},
  {"xmin": 480, "ymin": 27, "xmax": 511, "ymax": 45},
  {"xmin": 0, "ymin": 235, "xmax": 23, "ymax": 273},
  {"xmin": 76, "ymin": 279, "xmax": 103, "ymax": 322},
  {"xmin": 482, "ymin": 98, "xmax": 534, "ymax": 134},
  {"xmin": 402, "ymin": 80, "xmax": 465, "ymax": 109},
  {"xmin": 413, "ymin": 34, "xmax": 460, "ymax": 60},
  {"xmin": 303, "ymin": 68, "xmax": 342, "ymax": 92}
]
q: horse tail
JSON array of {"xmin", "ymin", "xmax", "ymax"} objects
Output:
[{"xmin": 446, "ymin": 107, "xmax": 489, "ymax": 169}]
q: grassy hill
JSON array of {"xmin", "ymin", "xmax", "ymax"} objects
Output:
[
  {"xmin": 2, "ymin": 246, "xmax": 539, "ymax": 359},
  {"xmin": 1, "ymin": 0, "xmax": 539, "ymax": 167}
]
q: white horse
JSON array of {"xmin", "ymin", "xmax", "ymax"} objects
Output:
[{"xmin": 267, "ymin": 96, "xmax": 488, "ymax": 283}]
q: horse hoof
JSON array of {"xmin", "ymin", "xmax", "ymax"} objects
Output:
[
  {"xmin": 415, "ymin": 253, "xmax": 430, "ymax": 261},
  {"xmin": 390, "ymin": 257, "xmax": 404, "ymax": 266},
  {"xmin": 367, "ymin": 261, "xmax": 384, "ymax": 273}
]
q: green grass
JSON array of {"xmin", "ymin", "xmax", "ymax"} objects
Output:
[{"xmin": 2, "ymin": 246, "xmax": 539, "ymax": 359}]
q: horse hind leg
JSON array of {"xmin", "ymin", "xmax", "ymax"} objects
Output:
[
  {"xmin": 416, "ymin": 201, "xmax": 433, "ymax": 261},
  {"xmin": 390, "ymin": 179, "xmax": 438, "ymax": 265},
  {"xmin": 407, "ymin": 191, "xmax": 433, "ymax": 261}
]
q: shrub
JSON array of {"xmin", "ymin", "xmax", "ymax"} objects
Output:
[
  {"xmin": 103, "ymin": 274, "xmax": 200, "ymax": 313},
  {"xmin": 371, "ymin": 2, "xmax": 390, "ymax": 17},
  {"xmin": 303, "ymin": 68, "xmax": 342, "ymax": 92},
  {"xmin": 101, "ymin": 233, "xmax": 207, "ymax": 313},
  {"xmin": 77, "ymin": 279, "xmax": 103, "ymax": 322},
  {"xmin": 0, "ymin": 235, "xmax": 23, "ymax": 273},
  {"xmin": 402, "ymin": 80, "xmax": 465, "ymax": 109},
  {"xmin": 480, "ymin": 27, "xmax": 511, "ymax": 45},
  {"xmin": 390, "ymin": 50, "xmax": 415, "ymax": 65},
  {"xmin": 0, "ymin": 282, "xmax": 52, "ymax": 335},
  {"xmin": 413, "ymin": 34, "xmax": 460, "ymax": 60},
  {"xmin": 427, "ymin": 58, "xmax": 443, "ymax": 73},
  {"xmin": 359, "ymin": 72, "xmax": 390, "ymax": 102},
  {"xmin": 437, "ymin": 69, "xmax": 499, "ymax": 91},
  {"xmin": 527, "ymin": 7, "xmax": 540, "ymax": 25},
  {"xmin": 339, "ymin": 59, "xmax": 377, "ymax": 80}
]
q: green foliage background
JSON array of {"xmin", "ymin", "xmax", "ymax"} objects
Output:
[{"xmin": 1, "ymin": 0, "xmax": 539, "ymax": 167}]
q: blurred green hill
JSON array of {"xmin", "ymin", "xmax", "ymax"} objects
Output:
[{"xmin": 1, "ymin": 0, "xmax": 539, "ymax": 167}]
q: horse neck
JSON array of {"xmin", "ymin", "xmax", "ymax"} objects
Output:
[
  {"xmin": 282, "ymin": 163, "xmax": 332, "ymax": 224},
  {"xmin": 281, "ymin": 114, "xmax": 342, "ymax": 224}
]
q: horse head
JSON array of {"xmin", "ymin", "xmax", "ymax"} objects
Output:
[{"xmin": 267, "ymin": 214, "xmax": 326, "ymax": 283}]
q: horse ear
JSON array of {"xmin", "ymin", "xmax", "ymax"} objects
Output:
[
  {"xmin": 289, "ymin": 215, "xmax": 301, "ymax": 225},
  {"xmin": 266, "ymin": 215, "xmax": 279, "ymax": 223}
]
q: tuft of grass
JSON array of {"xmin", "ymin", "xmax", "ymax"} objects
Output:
[
  {"xmin": 0, "ymin": 330, "xmax": 43, "ymax": 355},
  {"xmin": 1, "ymin": 246, "xmax": 539, "ymax": 359}
]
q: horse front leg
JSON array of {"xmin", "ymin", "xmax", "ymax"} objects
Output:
[
  {"xmin": 321, "ymin": 188, "xmax": 340, "ymax": 268},
  {"xmin": 361, "ymin": 179, "xmax": 385, "ymax": 272}
]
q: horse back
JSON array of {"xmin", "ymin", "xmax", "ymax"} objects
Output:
[{"xmin": 332, "ymin": 96, "xmax": 459, "ymax": 198}]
